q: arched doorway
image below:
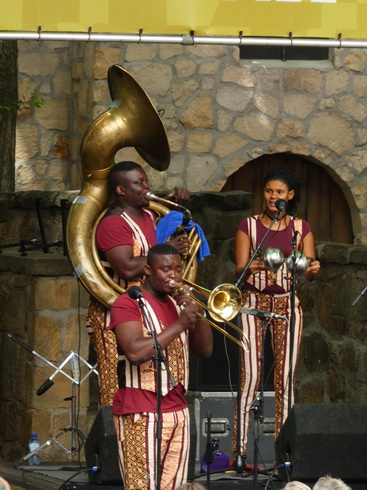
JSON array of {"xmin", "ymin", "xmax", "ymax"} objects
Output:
[{"xmin": 222, "ymin": 153, "xmax": 354, "ymax": 244}]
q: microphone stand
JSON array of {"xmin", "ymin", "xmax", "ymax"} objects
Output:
[
  {"xmin": 136, "ymin": 295, "xmax": 176, "ymax": 490},
  {"xmin": 251, "ymin": 318, "xmax": 266, "ymax": 490},
  {"xmin": 233, "ymin": 211, "xmax": 280, "ymax": 473},
  {"xmin": 235, "ymin": 212, "xmax": 280, "ymax": 291},
  {"xmin": 286, "ymin": 233, "xmax": 298, "ymax": 417},
  {"xmin": 351, "ymin": 284, "xmax": 367, "ymax": 307},
  {"xmin": 203, "ymin": 411, "xmax": 214, "ymax": 488}
]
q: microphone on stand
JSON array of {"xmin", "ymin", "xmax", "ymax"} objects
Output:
[
  {"xmin": 37, "ymin": 376, "xmax": 55, "ymax": 396},
  {"xmin": 128, "ymin": 285, "xmax": 144, "ymax": 300},
  {"xmin": 241, "ymin": 307, "xmax": 287, "ymax": 321},
  {"xmin": 128, "ymin": 285, "xmax": 146, "ymax": 312},
  {"xmin": 275, "ymin": 198, "xmax": 287, "ymax": 212}
]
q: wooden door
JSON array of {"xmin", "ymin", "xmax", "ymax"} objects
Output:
[{"xmin": 221, "ymin": 154, "xmax": 354, "ymax": 244}]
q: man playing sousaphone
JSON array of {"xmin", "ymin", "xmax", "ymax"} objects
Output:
[{"xmin": 88, "ymin": 160, "xmax": 207, "ymax": 406}]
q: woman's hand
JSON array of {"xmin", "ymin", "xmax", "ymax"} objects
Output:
[
  {"xmin": 305, "ymin": 258, "xmax": 320, "ymax": 280},
  {"xmin": 248, "ymin": 257, "xmax": 268, "ymax": 275}
]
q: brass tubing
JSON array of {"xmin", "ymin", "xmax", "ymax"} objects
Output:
[
  {"xmin": 170, "ymin": 280, "xmax": 250, "ymax": 351},
  {"xmin": 182, "ymin": 234, "xmax": 201, "ymax": 278}
]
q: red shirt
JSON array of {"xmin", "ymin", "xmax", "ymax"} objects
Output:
[
  {"xmin": 238, "ymin": 216, "xmax": 311, "ymax": 294},
  {"xmin": 96, "ymin": 212, "xmax": 157, "ymax": 252},
  {"xmin": 110, "ymin": 292, "xmax": 188, "ymax": 415}
]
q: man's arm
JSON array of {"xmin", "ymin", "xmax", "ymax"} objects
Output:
[
  {"xmin": 105, "ymin": 245, "xmax": 147, "ymax": 281},
  {"xmin": 114, "ymin": 302, "xmax": 205, "ymax": 365},
  {"xmin": 188, "ymin": 316, "xmax": 213, "ymax": 359}
]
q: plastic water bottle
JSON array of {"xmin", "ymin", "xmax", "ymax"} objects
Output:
[{"xmin": 28, "ymin": 433, "xmax": 41, "ymax": 465}]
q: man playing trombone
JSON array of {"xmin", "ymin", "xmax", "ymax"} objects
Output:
[{"xmin": 109, "ymin": 243, "xmax": 213, "ymax": 490}]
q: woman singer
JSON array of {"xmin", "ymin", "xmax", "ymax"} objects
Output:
[{"xmin": 234, "ymin": 167, "xmax": 320, "ymax": 457}]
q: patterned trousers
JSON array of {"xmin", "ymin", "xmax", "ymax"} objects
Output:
[
  {"xmin": 114, "ymin": 409, "xmax": 190, "ymax": 490},
  {"xmin": 233, "ymin": 290, "xmax": 303, "ymax": 455},
  {"xmin": 87, "ymin": 299, "xmax": 119, "ymax": 406}
]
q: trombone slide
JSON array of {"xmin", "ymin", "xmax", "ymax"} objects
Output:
[{"xmin": 170, "ymin": 280, "xmax": 250, "ymax": 351}]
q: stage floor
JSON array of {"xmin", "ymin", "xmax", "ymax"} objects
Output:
[{"xmin": 0, "ymin": 462, "xmax": 366, "ymax": 490}]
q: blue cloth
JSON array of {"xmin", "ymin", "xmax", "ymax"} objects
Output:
[{"xmin": 156, "ymin": 211, "xmax": 210, "ymax": 262}]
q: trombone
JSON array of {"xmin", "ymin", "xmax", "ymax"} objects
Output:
[{"xmin": 170, "ymin": 279, "xmax": 250, "ymax": 351}]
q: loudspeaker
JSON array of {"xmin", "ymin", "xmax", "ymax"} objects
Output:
[
  {"xmin": 84, "ymin": 406, "xmax": 123, "ymax": 485},
  {"xmin": 187, "ymin": 390, "xmax": 276, "ymax": 473},
  {"xmin": 189, "ymin": 319, "xmax": 275, "ymax": 392},
  {"xmin": 275, "ymin": 404, "xmax": 367, "ymax": 482}
]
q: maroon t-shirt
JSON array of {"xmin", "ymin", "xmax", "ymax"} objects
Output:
[
  {"xmin": 238, "ymin": 216, "xmax": 312, "ymax": 294},
  {"xmin": 96, "ymin": 212, "xmax": 157, "ymax": 252},
  {"xmin": 238, "ymin": 217, "xmax": 311, "ymax": 258},
  {"xmin": 110, "ymin": 292, "xmax": 187, "ymax": 415}
]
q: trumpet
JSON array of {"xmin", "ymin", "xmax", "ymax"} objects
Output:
[{"xmin": 169, "ymin": 279, "xmax": 250, "ymax": 351}]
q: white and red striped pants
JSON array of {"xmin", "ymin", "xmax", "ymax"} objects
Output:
[{"xmin": 234, "ymin": 290, "xmax": 303, "ymax": 454}]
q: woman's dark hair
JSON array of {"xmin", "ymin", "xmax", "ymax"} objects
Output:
[{"xmin": 263, "ymin": 167, "xmax": 301, "ymax": 215}]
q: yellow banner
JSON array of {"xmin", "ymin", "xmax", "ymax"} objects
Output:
[{"xmin": 1, "ymin": 0, "xmax": 366, "ymax": 39}]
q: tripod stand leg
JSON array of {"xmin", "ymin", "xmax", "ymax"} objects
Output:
[{"xmin": 15, "ymin": 429, "xmax": 71, "ymax": 467}]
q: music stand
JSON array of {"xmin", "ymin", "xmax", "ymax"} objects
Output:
[{"xmin": 8, "ymin": 334, "xmax": 98, "ymax": 464}]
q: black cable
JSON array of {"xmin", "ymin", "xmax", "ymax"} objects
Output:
[
  {"xmin": 58, "ymin": 466, "xmax": 100, "ymax": 490},
  {"xmin": 264, "ymin": 463, "xmax": 290, "ymax": 489},
  {"xmin": 74, "ymin": 281, "xmax": 83, "ymax": 462}
]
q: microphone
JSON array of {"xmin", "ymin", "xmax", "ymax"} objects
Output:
[
  {"xmin": 241, "ymin": 307, "xmax": 287, "ymax": 321},
  {"xmin": 128, "ymin": 285, "xmax": 144, "ymax": 300},
  {"xmin": 36, "ymin": 378, "xmax": 55, "ymax": 396},
  {"xmin": 275, "ymin": 199, "xmax": 287, "ymax": 212}
]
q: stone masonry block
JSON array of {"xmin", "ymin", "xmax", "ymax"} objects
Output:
[{"xmin": 34, "ymin": 276, "xmax": 81, "ymax": 311}]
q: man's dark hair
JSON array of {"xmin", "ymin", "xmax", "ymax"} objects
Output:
[
  {"xmin": 263, "ymin": 166, "xmax": 301, "ymax": 215},
  {"xmin": 108, "ymin": 161, "xmax": 143, "ymax": 195},
  {"xmin": 147, "ymin": 243, "xmax": 180, "ymax": 266}
]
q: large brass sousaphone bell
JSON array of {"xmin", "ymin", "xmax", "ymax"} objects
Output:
[{"xmin": 66, "ymin": 65, "xmax": 195, "ymax": 308}]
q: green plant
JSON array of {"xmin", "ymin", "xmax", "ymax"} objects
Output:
[{"xmin": 0, "ymin": 92, "xmax": 44, "ymax": 111}]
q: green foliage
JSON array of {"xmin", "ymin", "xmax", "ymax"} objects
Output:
[{"xmin": 0, "ymin": 92, "xmax": 44, "ymax": 112}]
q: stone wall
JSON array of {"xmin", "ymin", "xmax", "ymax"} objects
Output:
[
  {"xmin": 15, "ymin": 41, "xmax": 367, "ymax": 244},
  {"xmin": 0, "ymin": 251, "xmax": 92, "ymax": 462},
  {"xmin": 296, "ymin": 242, "xmax": 367, "ymax": 404}
]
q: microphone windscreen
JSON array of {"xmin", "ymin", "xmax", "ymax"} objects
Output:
[
  {"xmin": 36, "ymin": 378, "xmax": 54, "ymax": 396},
  {"xmin": 275, "ymin": 198, "xmax": 287, "ymax": 212},
  {"xmin": 128, "ymin": 285, "xmax": 143, "ymax": 300}
]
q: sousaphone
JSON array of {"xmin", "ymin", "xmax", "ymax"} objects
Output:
[{"xmin": 66, "ymin": 65, "xmax": 198, "ymax": 308}]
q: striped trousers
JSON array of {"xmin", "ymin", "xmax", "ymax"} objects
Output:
[{"xmin": 233, "ymin": 290, "xmax": 303, "ymax": 455}]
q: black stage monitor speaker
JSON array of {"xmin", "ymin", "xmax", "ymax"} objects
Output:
[
  {"xmin": 275, "ymin": 403, "xmax": 367, "ymax": 482},
  {"xmin": 84, "ymin": 406, "xmax": 123, "ymax": 485}
]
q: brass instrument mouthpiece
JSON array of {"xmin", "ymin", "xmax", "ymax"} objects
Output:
[
  {"xmin": 146, "ymin": 192, "xmax": 192, "ymax": 220},
  {"xmin": 146, "ymin": 191, "xmax": 159, "ymax": 201}
]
